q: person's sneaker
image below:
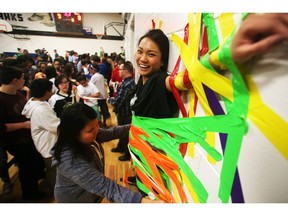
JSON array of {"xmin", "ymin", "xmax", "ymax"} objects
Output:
[
  {"xmin": 118, "ymin": 154, "xmax": 130, "ymax": 161},
  {"xmin": 127, "ymin": 176, "xmax": 136, "ymax": 185},
  {"xmin": 111, "ymin": 147, "xmax": 124, "ymax": 153},
  {"xmin": 3, "ymin": 182, "xmax": 13, "ymax": 194}
]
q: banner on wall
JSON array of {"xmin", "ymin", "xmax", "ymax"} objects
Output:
[
  {"xmin": 0, "ymin": 13, "xmax": 85, "ymax": 34},
  {"xmin": 0, "ymin": 13, "xmax": 56, "ymax": 31}
]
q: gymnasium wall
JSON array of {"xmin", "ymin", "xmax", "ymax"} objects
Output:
[{"xmin": 0, "ymin": 13, "xmax": 124, "ymax": 57}]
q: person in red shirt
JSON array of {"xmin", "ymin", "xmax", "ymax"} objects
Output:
[{"xmin": 109, "ymin": 55, "xmax": 124, "ymax": 97}]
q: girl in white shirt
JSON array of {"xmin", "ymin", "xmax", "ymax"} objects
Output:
[{"xmin": 49, "ymin": 75, "xmax": 79, "ymax": 117}]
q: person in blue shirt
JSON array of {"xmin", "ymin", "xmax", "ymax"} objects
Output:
[{"xmin": 107, "ymin": 61, "xmax": 136, "ymax": 161}]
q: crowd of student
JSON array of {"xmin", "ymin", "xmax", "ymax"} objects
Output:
[
  {"xmin": 0, "ymin": 26, "xmax": 181, "ymax": 203},
  {"xmin": 0, "ymin": 47, "xmax": 133, "ymax": 201},
  {"xmin": 0, "ymin": 31, "xmax": 174, "ymax": 202}
]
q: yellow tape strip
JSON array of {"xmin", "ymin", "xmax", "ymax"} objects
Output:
[
  {"xmin": 218, "ymin": 13, "xmax": 235, "ymax": 40},
  {"xmin": 210, "ymin": 13, "xmax": 236, "ymax": 71},
  {"xmin": 246, "ymin": 73, "xmax": 288, "ymax": 159},
  {"xmin": 181, "ymin": 171, "xmax": 200, "ymax": 203},
  {"xmin": 174, "ymin": 69, "xmax": 188, "ymax": 90},
  {"xmin": 207, "ymin": 132, "xmax": 216, "ymax": 164}
]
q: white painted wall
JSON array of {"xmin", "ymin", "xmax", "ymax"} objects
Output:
[{"xmin": 129, "ymin": 13, "xmax": 288, "ymax": 203}]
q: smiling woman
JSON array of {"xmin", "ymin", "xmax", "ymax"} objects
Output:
[{"xmin": 130, "ymin": 29, "xmax": 179, "ymax": 119}]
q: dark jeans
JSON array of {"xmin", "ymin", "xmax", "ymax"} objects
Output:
[
  {"xmin": 98, "ymin": 99, "xmax": 110, "ymax": 124},
  {"xmin": 116, "ymin": 115, "xmax": 132, "ymax": 155},
  {"xmin": 43, "ymin": 157, "xmax": 56, "ymax": 197},
  {"xmin": 4, "ymin": 141, "xmax": 45, "ymax": 196},
  {"xmin": 0, "ymin": 144, "xmax": 10, "ymax": 182}
]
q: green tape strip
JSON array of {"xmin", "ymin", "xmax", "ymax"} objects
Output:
[
  {"xmin": 216, "ymin": 27, "xmax": 249, "ymax": 203},
  {"xmin": 203, "ymin": 13, "xmax": 219, "ymax": 53}
]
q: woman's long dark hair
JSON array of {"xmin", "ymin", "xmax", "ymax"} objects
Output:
[
  {"xmin": 137, "ymin": 29, "xmax": 170, "ymax": 72},
  {"xmin": 53, "ymin": 103, "xmax": 98, "ymax": 163}
]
